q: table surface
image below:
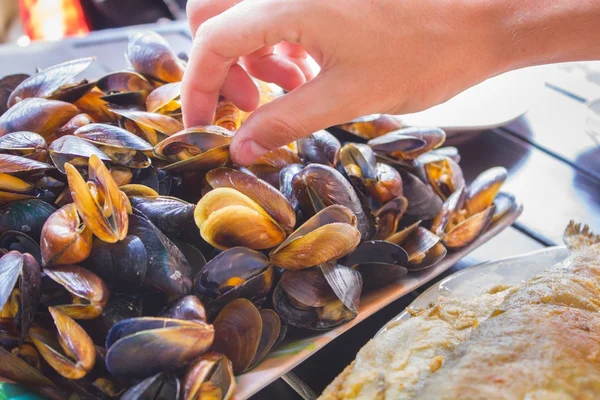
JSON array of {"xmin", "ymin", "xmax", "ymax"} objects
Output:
[{"xmin": 1, "ymin": 21, "xmax": 599, "ymax": 400}]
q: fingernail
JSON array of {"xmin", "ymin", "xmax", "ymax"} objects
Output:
[{"xmin": 234, "ymin": 140, "xmax": 268, "ymax": 166}]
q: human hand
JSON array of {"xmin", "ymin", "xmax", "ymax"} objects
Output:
[{"xmin": 181, "ymin": 0, "xmax": 511, "ymax": 165}]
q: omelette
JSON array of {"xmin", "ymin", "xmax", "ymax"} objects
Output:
[{"xmin": 320, "ymin": 222, "xmax": 600, "ymax": 399}]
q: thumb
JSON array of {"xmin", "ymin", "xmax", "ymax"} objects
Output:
[{"xmin": 230, "ymin": 71, "xmax": 365, "ymax": 166}]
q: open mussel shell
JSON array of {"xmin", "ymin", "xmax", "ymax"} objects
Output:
[
  {"xmin": 465, "ymin": 166, "xmax": 507, "ymax": 216},
  {"xmin": 374, "ymin": 197, "xmax": 408, "ymax": 239},
  {"xmin": 128, "ymin": 212, "xmax": 192, "ymax": 296},
  {"xmin": 43, "ymin": 265, "xmax": 109, "ymax": 320},
  {"xmin": 401, "ymin": 171, "xmax": 443, "ymax": 220},
  {"xmin": 97, "ymin": 70, "xmax": 153, "ymax": 94},
  {"xmin": 0, "ymin": 251, "xmax": 41, "ymax": 345},
  {"xmin": 492, "ymin": 192, "xmax": 516, "ymax": 223},
  {"xmin": 74, "ymin": 89, "xmax": 118, "ymax": 124},
  {"xmin": 294, "ymin": 163, "xmax": 374, "ymax": 239},
  {"xmin": 195, "ymin": 187, "xmax": 286, "ymax": 251},
  {"xmin": 430, "ymin": 186, "xmax": 467, "ymax": 237},
  {"xmin": 40, "ymin": 203, "xmax": 92, "ymax": 267},
  {"xmin": 0, "ymin": 98, "xmax": 79, "ymax": 139},
  {"xmin": 206, "ymin": 167, "xmax": 296, "ymax": 234},
  {"xmin": 182, "ymin": 352, "xmax": 235, "ymax": 400},
  {"xmin": 105, "ymin": 317, "xmax": 214, "ymax": 379},
  {"xmin": 368, "ymin": 127, "xmax": 446, "ymax": 162},
  {"xmin": 341, "ymin": 241, "xmax": 409, "ymax": 291},
  {"xmin": 83, "ymin": 235, "xmax": 147, "ymax": 290},
  {"xmin": 194, "ymin": 247, "xmax": 274, "ymax": 317},
  {"xmin": 154, "ymin": 125, "xmax": 233, "ymax": 161},
  {"xmin": 127, "ymin": 31, "xmax": 186, "ymax": 83},
  {"xmin": 146, "ymin": 82, "xmax": 181, "ymax": 113},
  {"xmin": 243, "ymin": 164, "xmax": 280, "ymax": 188},
  {"xmin": 416, "ymin": 153, "xmax": 465, "ymax": 201},
  {"xmin": 0, "ymin": 131, "xmax": 48, "ymax": 161},
  {"xmin": 336, "ymin": 114, "xmax": 404, "ymax": 140},
  {"xmin": 442, "ymin": 205, "xmax": 495, "ymax": 250},
  {"xmin": 66, "ymin": 154, "xmax": 129, "ymax": 244},
  {"xmin": 269, "ymin": 205, "xmax": 361, "ymax": 270},
  {"xmin": 0, "ymin": 199, "xmax": 56, "ymax": 242},
  {"xmin": 129, "ymin": 195, "xmax": 195, "ymax": 237},
  {"xmin": 49, "ymin": 135, "xmax": 111, "ymax": 174},
  {"xmin": 7, "ymin": 58, "xmax": 93, "ymax": 107},
  {"xmin": 339, "ymin": 142, "xmax": 378, "ymax": 186},
  {"xmin": 273, "ymin": 264, "xmax": 361, "ymax": 330},
  {"xmin": 29, "ymin": 307, "xmax": 96, "ymax": 380},
  {"xmin": 401, "ymin": 227, "xmax": 447, "ymax": 270},
  {"xmin": 212, "ymin": 298, "xmax": 281, "ymax": 374},
  {"xmin": 111, "ymin": 107, "xmax": 184, "ymax": 137},
  {"xmin": 297, "ymin": 130, "xmax": 341, "ymax": 167},
  {"xmin": 74, "ymin": 123, "xmax": 153, "ymax": 168},
  {"xmin": 121, "ymin": 372, "xmax": 180, "ymax": 400}
]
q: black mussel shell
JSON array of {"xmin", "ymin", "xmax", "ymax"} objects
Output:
[
  {"xmin": 128, "ymin": 212, "xmax": 192, "ymax": 296},
  {"xmin": 81, "ymin": 294, "xmax": 143, "ymax": 347},
  {"xmin": 129, "ymin": 196, "xmax": 195, "ymax": 237},
  {"xmin": 0, "ymin": 199, "xmax": 56, "ymax": 242},
  {"xmin": 121, "ymin": 372, "xmax": 180, "ymax": 400},
  {"xmin": 0, "ymin": 231, "xmax": 41, "ymax": 265},
  {"xmin": 83, "ymin": 236, "xmax": 148, "ymax": 290},
  {"xmin": 401, "ymin": 171, "xmax": 443, "ymax": 220}
]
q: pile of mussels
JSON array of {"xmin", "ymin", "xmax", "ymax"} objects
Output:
[{"xmin": 0, "ymin": 31, "xmax": 511, "ymax": 399}]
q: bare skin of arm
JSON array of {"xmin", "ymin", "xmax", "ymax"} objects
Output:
[{"xmin": 181, "ymin": 0, "xmax": 600, "ymax": 165}]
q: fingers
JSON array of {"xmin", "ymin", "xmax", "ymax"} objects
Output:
[
  {"xmin": 276, "ymin": 42, "xmax": 316, "ymax": 80},
  {"xmin": 230, "ymin": 70, "xmax": 365, "ymax": 165},
  {"xmin": 182, "ymin": 0, "xmax": 303, "ymax": 128},
  {"xmin": 241, "ymin": 48, "xmax": 307, "ymax": 91}
]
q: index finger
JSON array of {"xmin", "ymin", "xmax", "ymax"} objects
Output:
[{"xmin": 181, "ymin": 0, "xmax": 302, "ymax": 128}]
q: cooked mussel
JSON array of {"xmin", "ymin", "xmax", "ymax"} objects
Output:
[
  {"xmin": 40, "ymin": 203, "xmax": 92, "ymax": 267},
  {"xmin": 269, "ymin": 205, "xmax": 361, "ymax": 270},
  {"xmin": 373, "ymin": 196, "xmax": 408, "ymax": 240},
  {"xmin": 43, "ymin": 265, "xmax": 109, "ymax": 320},
  {"xmin": 146, "ymin": 82, "xmax": 181, "ymax": 114},
  {"xmin": 0, "ymin": 251, "xmax": 41, "ymax": 345},
  {"xmin": 297, "ymin": 130, "xmax": 341, "ymax": 167},
  {"xmin": 105, "ymin": 316, "xmax": 214, "ymax": 379},
  {"xmin": 212, "ymin": 299, "xmax": 281, "ymax": 374},
  {"xmin": 182, "ymin": 352, "xmax": 235, "ymax": 400},
  {"xmin": 154, "ymin": 126, "xmax": 232, "ymax": 172},
  {"xmin": 121, "ymin": 372, "xmax": 180, "ymax": 400},
  {"xmin": 65, "ymin": 154, "xmax": 128, "ymax": 243},
  {"xmin": 74, "ymin": 123, "xmax": 153, "ymax": 168},
  {"xmin": 129, "ymin": 195, "xmax": 195, "ymax": 237},
  {"xmin": 194, "ymin": 247, "xmax": 274, "ymax": 317},
  {"xmin": 273, "ymin": 263, "xmax": 362, "ymax": 330},
  {"xmin": 194, "ymin": 187, "xmax": 287, "ymax": 250},
  {"xmin": 48, "ymin": 135, "xmax": 111, "ymax": 174},
  {"xmin": 206, "ymin": 167, "xmax": 296, "ymax": 234},
  {"xmin": 415, "ymin": 152, "xmax": 465, "ymax": 201},
  {"xmin": 341, "ymin": 240, "xmax": 408, "ymax": 291},
  {"xmin": 0, "ymin": 98, "xmax": 79, "ymax": 140},
  {"xmin": 7, "ymin": 58, "xmax": 94, "ymax": 107},
  {"xmin": 127, "ymin": 31, "xmax": 186, "ymax": 83},
  {"xmin": 401, "ymin": 170, "xmax": 443, "ymax": 220},
  {"xmin": 0, "ymin": 131, "xmax": 48, "ymax": 162},
  {"xmin": 430, "ymin": 167, "xmax": 507, "ymax": 250},
  {"xmin": 0, "ymin": 199, "xmax": 56, "ymax": 242},
  {"xmin": 29, "ymin": 307, "xmax": 96, "ymax": 379},
  {"xmin": 336, "ymin": 114, "xmax": 404, "ymax": 140},
  {"xmin": 368, "ymin": 127, "xmax": 446, "ymax": 165},
  {"xmin": 294, "ymin": 163, "xmax": 374, "ymax": 239}
]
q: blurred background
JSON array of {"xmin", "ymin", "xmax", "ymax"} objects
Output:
[{"xmin": 0, "ymin": 0, "xmax": 187, "ymax": 44}]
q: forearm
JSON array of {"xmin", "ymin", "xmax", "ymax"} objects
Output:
[{"xmin": 490, "ymin": 0, "xmax": 600, "ymax": 70}]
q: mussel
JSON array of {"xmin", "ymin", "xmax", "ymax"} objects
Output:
[{"xmin": 273, "ymin": 263, "xmax": 362, "ymax": 330}]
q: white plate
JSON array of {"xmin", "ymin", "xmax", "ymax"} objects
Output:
[{"xmin": 376, "ymin": 245, "xmax": 569, "ymax": 337}]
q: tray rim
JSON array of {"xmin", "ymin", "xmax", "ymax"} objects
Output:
[{"xmin": 234, "ymin": 194, "xmax": 523, "ymax": 399}]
